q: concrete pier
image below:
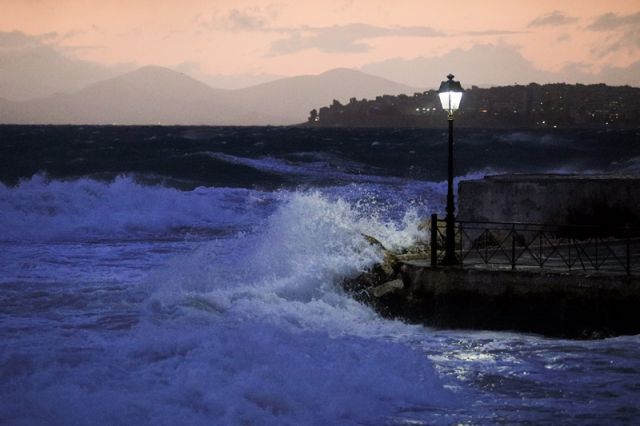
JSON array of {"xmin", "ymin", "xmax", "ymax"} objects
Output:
[
  {"xmin": 372, "ymin": 261, "xmax": 640, "ymax": 338},
  {"xmin": 345, "ymin": 174, "xmax": 640, "ymax": 339},
  {"xmin": 458, "ymin": 174, "xmax": 640, "ymax": 226}
]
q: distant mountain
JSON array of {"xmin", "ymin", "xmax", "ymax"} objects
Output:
[
  {"xmin": 0, "ymin": 31, "xmax": 130, "ymax": 101},
  {"xmin": 0, "ymin": 66, "xmax": 417, "ymax": 125},
  {"xmin": 233, "ymin": 68, "xmax": 417, "ymax": 123},
  {"xmin": 0, "ymin": 66, "xmax": 282, "ymax": 125}
]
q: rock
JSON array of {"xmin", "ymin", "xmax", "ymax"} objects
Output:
[
  {"xmin": 341, "ymin": 232, "xmax": 428, "ymax": 312},
  {"xmin": 372, "ymin": 279, "xmax": 404, "ymax": 297},
  {"xmin": 361, "ymin": 234, "xmax": 388, "ymax": 251}
]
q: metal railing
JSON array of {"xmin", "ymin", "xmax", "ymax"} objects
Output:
[{"xmin": 429, "ymin": 214, "xmax": 640, "ymax": 275}]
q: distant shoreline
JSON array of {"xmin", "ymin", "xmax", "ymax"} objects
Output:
[
  {"xmin": 305, "ymin": 83, "xmax": 640, "ymax": 130},
  {"xmin": 1, "ymin": 123, "xmax": 638, "ymax": 130}
]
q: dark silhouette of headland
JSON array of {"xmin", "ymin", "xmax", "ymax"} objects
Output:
[{"xmin": 308, "ymin": 83, "xmax": 640, "ymax": 128}]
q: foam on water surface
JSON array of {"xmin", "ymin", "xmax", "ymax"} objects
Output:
[
  {"xmin": 2, "ymin": 169, "xmax": 640, "ymax": 424},
  {"xmin": 1, "ymin": 180, "xmax": 463, "ymax": 425},
  {"xmin": 0, "ymin": 175, "xmax": 274, "ymax": 241}
]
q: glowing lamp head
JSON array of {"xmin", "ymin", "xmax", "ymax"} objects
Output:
[{"xmin": 438, "ymin": 74, "xmax": 464, "ymax": 115}]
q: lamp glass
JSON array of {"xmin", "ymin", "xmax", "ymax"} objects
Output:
[{"xmin": 439, "ymin": 91, "xmax": 463, "ymax": 113}]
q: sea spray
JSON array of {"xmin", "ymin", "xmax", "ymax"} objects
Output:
[
  {"xmin": 135, "ymin": 190, "xmax": 459, "ymax": 424},
  {"xmin": 148, "ymin": 190, "xmax": 428, "ymax": 331},
  {"xmin": 2, "ymin": 181, "xmax": 459, "ymax": 424},
  {"xmin": 0, "ymin": 174, "xmax": 273, "ymax": 241}
]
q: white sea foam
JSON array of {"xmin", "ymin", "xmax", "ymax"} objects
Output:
[
  {"xmin": 149, "ymin": 190, "xmax": 426, "ymax": 329},
  {"xmin": 1, "ymin": 184, "xmax": 459, "ymax": 425},
  {"xmin": 2, "ymin": 175, "xmax": 640, "ymax": 425},
  {"xmin": 0, "ymin": 175, "xmax": 272, "ymax": 241},
  {"xmin": 135, "ymin": 190, "xmax": 458, "ymax": 424},
  {"xmin": 0, "ymin": 171, "xmax": 487, "ymax": 242}
]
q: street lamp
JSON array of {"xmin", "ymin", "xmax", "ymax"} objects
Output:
[{"xmin": 438, "ymin": 74, "xmax": 464, "ymax": 265}]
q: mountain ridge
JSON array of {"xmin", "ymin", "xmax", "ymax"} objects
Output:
[{"xmin": 0, "ymin": 66, "xmax": 418, "ymax": 125}]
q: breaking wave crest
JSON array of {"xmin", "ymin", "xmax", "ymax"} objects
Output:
[
  {"xmin": 1, "ymin": 176, "xmax": 458, "ymax": 424},
  {"xmin": 0, "ymin": 175, "xmax": 273, "ymax": 241},
  {"xmin": 138, "ymin": 190, "xmax": 456, "ymax": 424},
  {"xmin": 0, "ymin": 170, "xmax": 487, "ymax": 243},
  {"xmin": 151, "ymin": 190, "xmax": 424, "ymax": 314}
]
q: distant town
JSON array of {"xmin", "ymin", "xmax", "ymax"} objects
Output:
[{"xmin": 307, "ymin": 83, "xmax": 640, "ymax": 128}]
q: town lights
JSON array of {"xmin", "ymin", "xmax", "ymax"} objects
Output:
[{"xmin": 438, "ymin": 74, "xmax": 464, "ymax": 265}]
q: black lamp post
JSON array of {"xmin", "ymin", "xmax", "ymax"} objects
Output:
[{"xmin": 438, "ymin": 74, "xmax": 464, "ymax": 265}]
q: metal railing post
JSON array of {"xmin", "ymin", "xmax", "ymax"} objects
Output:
[
  {"xmin": 511, "ymin": 224, "xmax": 516, "ymax": 270},
  {"xmin": 627, "ymin": 234, "xmax": 631, "ymax": 276},
  {"xmin": 430, "ymin": 213, "xmax": 438, "ymax": 267},
  {"xmin": 484, "ymin": 229, "xmax": 489, "ymax": 264},
  {"xmin": 539, "ymin": 232, "xmax": 543, "ymax": 268},
  {"xmin": 459, "ymin": 221, "xmax": 464, "ymax": 264}
]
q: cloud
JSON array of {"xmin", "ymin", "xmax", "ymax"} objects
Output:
[
  {"xmin": 60, "ymin": 44, "xmax": 105, "ymax": 52},
  {"xmin": 268, "ymin": 23, "xmax": 444, "ymax": 55},
  {"xmin": 174, "ymin": 61, "xmax": 201, "ymax": 74},
  {"xmin": 172, "ymin": 59, "xmax": 283, "ymax": 89},
  {"xmin": 465, "ymin": 30, "xmax": 526, "ymax": 36},
  {"xmin": 206, "ymin": 5, "xmax": 281, "ymax": 31},
  {"xmin": 597, "ymin": 60, "xmax": 640, "ymax": 86},
  {"xmin": 586, "ymin": 11, "xmax": 640, "ymax": 31},
  {"xmin": 0, "ymin": 30, "xmax": 93, "ymax": 52},
  {"xmin": 196, "ymin": 72, "xmax": 284, "ymax": 90},
  {"xmin": 557, "ymin": 60, "xmax": 640, "ymax": 86},
  {"xmin": 585, "ymin": 11, "xmax": 640, "ymax": 56},
  {"xmin": 0, "ymin": 31, "xmax": 50, "ymax": 50},
  {"xmin": 388, "ymin": 26, "xmax": 445, "ymax": 37},
  {"xmin": 528, "ymin": 11, "xmax": 579, "ymax": 27},
  {"xmin": 361, "ymin": 44, "xmax": 554, "ymax": 87},
  {"xmin": 270, "ymin": 30, "xmax": 371, "ymax": 54},
  {"xmin": 205, "ymin": 8, "xmax": 445, "ymax": 56},
  {"xmin": 0, "ymin": 31, "xmax": 130, "ymax": 100},
  {"xmin": 226, "ymin": 8, "xmax": 268, "ymax": 30},
  {"xmin": 360, "ymin": 43, "xmax": 640, "ymax": 88}
]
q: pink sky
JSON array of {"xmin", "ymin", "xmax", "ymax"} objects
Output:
[{"xmin": 1, "ymin": 0, "xmax": 639, "ymax": 87}]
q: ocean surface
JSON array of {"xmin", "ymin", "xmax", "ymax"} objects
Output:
[{"xmin": 1, "ymin": 125, "xmax": 640, "ymax": 425}]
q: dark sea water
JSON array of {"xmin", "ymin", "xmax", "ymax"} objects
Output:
[{"xmin": 1, "ymin": 125, "xmax": 640, "ymax": 425}]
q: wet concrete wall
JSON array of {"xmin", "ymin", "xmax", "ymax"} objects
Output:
[
  {"xmin": 392, "ymin": 264, "xmax": 640, "ymax": 338},
  {"xmin": 458, "ymin": 175, "xmax": 640, "ymax": 226}
]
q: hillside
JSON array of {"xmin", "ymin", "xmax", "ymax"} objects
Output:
[
  {"xmin": 0, "ymin": 66, "xmax": 417, "ymax": 125},
  {"xmin": 307, "ymin": 83, "xmax": 640, "ymax": 129},
  {"xmin": 0, "ymin": 66, "xmax": 281, "ymax": 125},
  {"xmin": 233, "ymin": 68, "xmax": 416, "ymax": 123}
]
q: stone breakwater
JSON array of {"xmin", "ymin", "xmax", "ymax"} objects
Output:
[
  {"xmin": 344, "ymin": 256, "xmax": 640, "ymax": 339},
  {"xmin": 344, "ymin": 174, "xmax": 640, "ymax": 339}
]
